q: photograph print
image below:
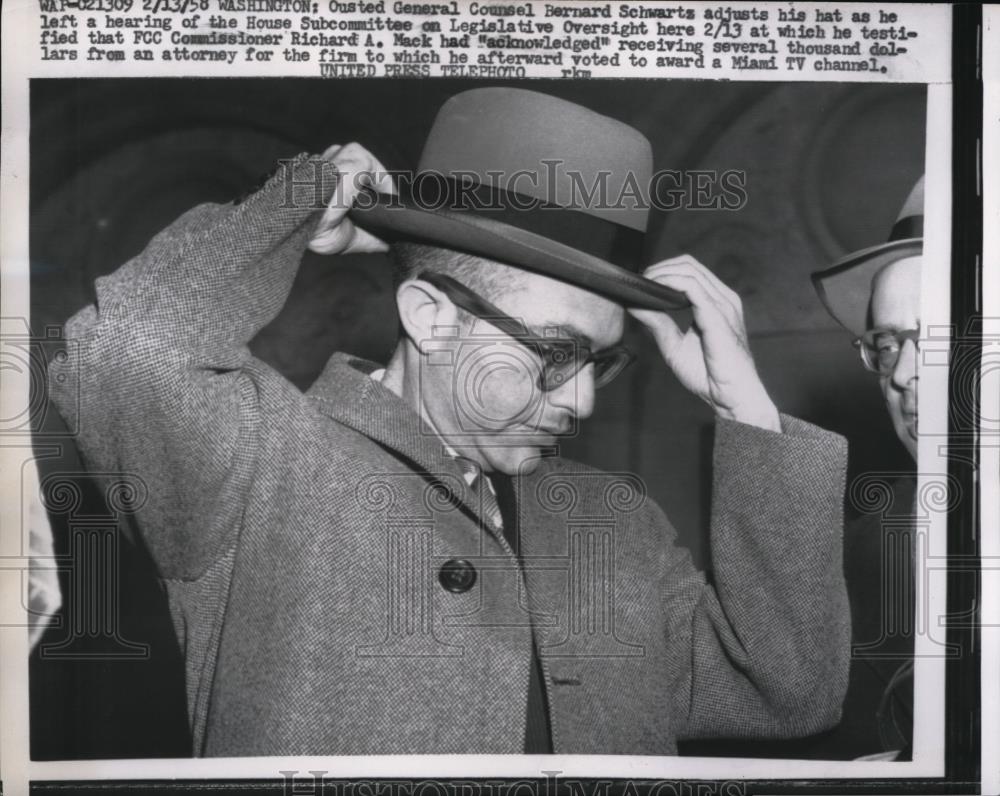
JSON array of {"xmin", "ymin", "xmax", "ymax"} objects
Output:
[{"xmin": 26, "ymin": 77, "xmax": 932, "ymax": 763}]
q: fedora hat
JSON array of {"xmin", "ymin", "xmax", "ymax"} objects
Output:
[
  {"xmin": 811, "ymin": 176, "xmax": 924, "ymax": 337},
  {"xmin": 349, "ymin": 87, "xmax": 688, "ymax": 312}
]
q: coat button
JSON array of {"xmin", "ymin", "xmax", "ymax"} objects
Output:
[{"xmin": 438, "ymin": 559, "xmax": 477, "ymax": 593}]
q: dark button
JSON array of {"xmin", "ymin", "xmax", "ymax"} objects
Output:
[{"xmin": 438, "ymin": 559, "xmax": 477, "ymax": 593}]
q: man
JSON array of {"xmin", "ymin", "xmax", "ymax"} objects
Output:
[
  {"xmin": 813, "ymin": 177, "xmax": 922, "ymax": 465},
  {"xmin": 49, "ymin": 87, "xmax": 849, "ymax": 756},
  {"xmin": 812, "ymin": 176, "xmax": 923, "ymax": 759}
]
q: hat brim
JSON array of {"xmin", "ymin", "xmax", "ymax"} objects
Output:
[
  {"xmin": 811, "ymin": 238, "xmax": 922, "ymax": 337},
  {"xmin": 350, "ymin": 196, "xmax": 689, "ymax": 312}
]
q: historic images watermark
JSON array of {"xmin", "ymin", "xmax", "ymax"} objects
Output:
[
  {"xmin": 279, "ymin": 159, "xmax": 750, "ymax": 214},
  {"xmin": 277, "ymin": 771, "xmax": 749, "ymax": 796},
  {"xmin": 351, "ymin": 467, "xmax": 647, "ymax": 660}
]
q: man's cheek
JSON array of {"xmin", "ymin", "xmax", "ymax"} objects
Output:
[
  {"xmin": 476, "ymin": 367, "xmax": 540, "ymax": 425},
  {"xmin": 880, "ymin": 378, "xmax": 895, "ymax": 412},
  {"xmin": 882, "ymin": 388, "xmax": 910, "ymax": 438}
]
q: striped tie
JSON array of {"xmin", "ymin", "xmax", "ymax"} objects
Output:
[{"xmin": 455, "ymin": 457, "xmax": 503, "ymax": 532}]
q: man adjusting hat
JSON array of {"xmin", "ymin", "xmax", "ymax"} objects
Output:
[{"xmin": 49, "ymin": 88, "xmax": 851, "ymax": 756}]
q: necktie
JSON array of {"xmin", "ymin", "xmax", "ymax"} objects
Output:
[
  {"xmin": 452, "ymin": 459, "xmax": 553, "ymax": 752},
  {"xmin": 455, "ymin": 457, "xmax": 503, "ymax": 532},
  {"xmin": 492, "ymin": 473, "xmax": 554, "ymax": 755}
]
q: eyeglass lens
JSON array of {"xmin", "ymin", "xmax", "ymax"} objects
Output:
[
  {"xmin": 859, "ymin": 329, "xmax": 919, "ymax": 375},
  {"xmin": 540, "ymin": 348, "xmax": 632, "ymax": 391}
]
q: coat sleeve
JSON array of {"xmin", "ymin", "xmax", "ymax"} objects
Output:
[
  {"xmin": 666, "ymin": 414, "xmax": 850, "ymax": 741},
  {"xmin": 47, "ymin": 154, "xmax": 339, "ymax": 578}
]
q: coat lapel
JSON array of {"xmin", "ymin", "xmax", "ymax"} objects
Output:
[{"xmin": 305, "ymin": 352, "xmax": 504, "ymax": 541}]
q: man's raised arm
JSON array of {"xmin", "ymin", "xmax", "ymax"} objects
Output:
[
  {"xmin": 668, "ymin": 414, "xmax": 850, "ymax": 741},
  {"xmin": 47, "ymin": 145, "xmax": 391, "ymax": 578},
  {"xmin": 631, "ymin": 255, "xmax": 851, "ymax": 740}
]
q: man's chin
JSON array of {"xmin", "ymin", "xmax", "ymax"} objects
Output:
[
  {"xmin": 894, "ymin": 418, "xmax": 918, "ymax": 462},
  {"xmin": 486, "ymin": 444, "xmax": 553, "ymax": 477},
  {"xmin": 904, "ymin": 424, "xmax": 919, "ymax": 461}
]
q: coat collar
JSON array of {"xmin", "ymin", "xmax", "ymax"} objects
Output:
[{"xmin": 306, "ymin": 352, "xmax": 510, "ymax": 538}]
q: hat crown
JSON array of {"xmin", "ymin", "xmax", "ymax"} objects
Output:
[
  {"xmin": 811, "ymin": 174, "xmax": 924, "ymax": 336},
  {"xmin": 348, "ymin": 87, "xmax": 690, "ymax": 312},
  {"xmin": 417, "ymin": 88, "xmax": 653, "ymax": 233}
]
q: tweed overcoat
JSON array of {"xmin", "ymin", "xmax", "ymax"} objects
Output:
[{"xmin": 50, "ymin": 154, "xmax": 851, "ymax": 757}]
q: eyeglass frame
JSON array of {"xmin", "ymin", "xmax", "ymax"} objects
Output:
[
  {"xmin": 853, "ymin": 326, "xmax": 921, "ymax": 376},
  {"xmin": 415, "ymin": 270, "xmax": 637, "ymax": 392}
]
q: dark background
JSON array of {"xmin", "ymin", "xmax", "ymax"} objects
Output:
[{"xmin": 28, "ymin": 78, "xmax": 924, "ymax": 760}]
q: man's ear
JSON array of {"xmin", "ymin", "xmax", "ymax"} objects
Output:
[{"xmin": 396, "ymin": 279, "xmax": 458, "ymax": 353}]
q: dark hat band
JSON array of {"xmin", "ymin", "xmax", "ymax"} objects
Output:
[
  {"xmin": 889, "ymin": 214, "xmax": 923, "ymax": 242},
  {"xmin": 367, "ymin": 176, "xmax": 644, "ymax": 270}
]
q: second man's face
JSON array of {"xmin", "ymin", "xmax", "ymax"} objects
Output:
[{"xmin": 869, "ymin": 255, "xmax": 922, "ymax": 461}]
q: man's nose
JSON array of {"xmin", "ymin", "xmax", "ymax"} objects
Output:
[
  {"xmin": 890, "ymin": 338, "xmax": 918, "ymax": 390},
  {"xmin": 547, "ymin": 363, "xmax": 596, "ymax": 420}
]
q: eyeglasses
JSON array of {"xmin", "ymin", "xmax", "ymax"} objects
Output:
[
  {"xmin": 854, "ymin": 327, "xmax": 920, "ymax": 375},
  {"xmin": 417, "ymin": 271, "xmax": 636, "ymax": 392}
]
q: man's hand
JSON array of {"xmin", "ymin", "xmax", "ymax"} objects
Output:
[
  {"xmin": 629, "ymin": 255, "xmax": 781, "ymax": 432},
  {"xmin": 308, "ymin": 142, "xmax": 395, "ymax": 256}
]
